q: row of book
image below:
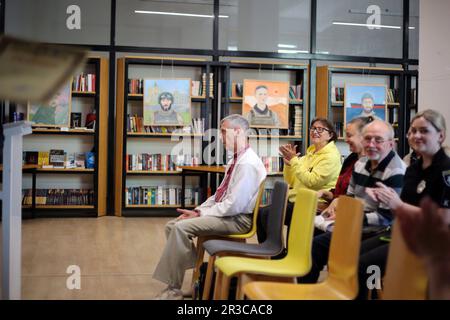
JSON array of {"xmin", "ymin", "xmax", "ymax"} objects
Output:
[
  {"xmin": 23, "ymin": 151, "xmax": 95, "ymax": 169},
  {"xmin": 334, "ymin": 122, "xmax": 344, "ymax": 138},
  {"xmin": 127, "ymin": 74, "xmax": 213, "ymax": 97},
  {"xmin": 126, "ymin": 154, "xmax": 200, "ymax": 171},
  {"xmin": 260, "ymin": 156, "xmax": 283, "ymax": 173},
  {"xmin": 331, "ymin": 86, "xmax": 345, "ymax": 103},
  {"xmin": 72, "ymin": 73, "xmax": 96, "ymax": 92},
  {"xmin": 289, "ymin": 84, "xmax": 303, "ymax": 100},
  {"xmin": 22, "ymin": 189, "xmax": 94, "ymax": 205},
  {"xmin": 127, "ymin": 115, "xmax": 205, "ymax": 134},
  {"xmin": 261, "ymin": 188, "xmax": 273, "ymax": 206},
  {"xmin": 293, "ymin": 105, "xmax": 303, "ymax": 136},
  {"xmin": 387, "ymin": 88, "xmax": 400, "ymax": 103},
  {"xmin": 125, "ymin": 186, "xmax": 201, "ymax": 206}
]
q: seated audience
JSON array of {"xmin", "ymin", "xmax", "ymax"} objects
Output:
[{"xmin": 298, "ymin": 120, "xmax": 406, "ymax": 299}]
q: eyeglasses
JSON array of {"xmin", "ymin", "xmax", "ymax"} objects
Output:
[
  {"xmin": 310, "ymin": 126, "xmax": 330, "ymax": 134},
  {"xmin": 363, "ymin": 136, "xmax": 390, "ymax": 145}
]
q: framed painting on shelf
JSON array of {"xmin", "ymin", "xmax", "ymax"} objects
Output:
[
  {"xmin": 242, "ymin": 79, "xmax": 289, "ymax": 129},
  {"xmin": 143, "ymin": 78, "xmax": 191, "ymax": 126},
  {"xmin": 27, "ymin": 81, "xmax": 72, "ymax": 127},
  {"xmin": 344, "ymin": 83, "xmax": 387, "ymax": 127}
]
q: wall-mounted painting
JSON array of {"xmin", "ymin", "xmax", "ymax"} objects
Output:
[
  {"xmin": 28, "ymin": 81, "xmax": 72, "ymax": 127},
  {"xmin": 143, "ymin": 79, "xmax": 191, "ymax": 126},
  {"xmin": 344, "ymin": 83, "xmax": 387, "ymax": 126},
  {"xmin": 242, "ymin": 79, "xmax": 289, "ymax": 129}
]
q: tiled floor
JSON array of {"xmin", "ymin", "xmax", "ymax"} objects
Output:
[{"xmin": 1, "ymin": 216, "xmax": 196, "ymax": 299}]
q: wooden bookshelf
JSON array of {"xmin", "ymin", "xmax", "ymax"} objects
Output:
[
  {"xmin": 36, "ymin": 168, "xmax": 95, "ymax": 173},
  {"xmin": 35, "ymin": 205, "xmax": 95, "ymax": 209},
  {"xmin": 127, "ymin": 132, "xmax": 203, "ymax": 138},
  {"xmin": 227, "ymin": 96, "xmax": 303, "ymax": 105},
  {"xmin": 115, "ymin": 57, "xmax": 211, "ymax": 216},
  {"xmin": 32, "ymin": 128, "xmax": 95, "ymax": 135},
  {"xmin": 125, "ymin": 204, "xmax": 183, "ymax": 208},
  {"xmin": 127, "ymin": 93, "xmax": 206, "ymax": 102},
  {"xmin": 23, "ymin": 57, "xmax": 109, "ymax": 217},
  {"xmin": 126, "ymin": 170, "xmax": 181, "ymax": 175},
  {"xmin": 248, "ymin": 135, "xmax": 302, "ymax": 140},
  {"xmin": 72, "ymin": 91, "xmax": 96, "ymax": 98}
]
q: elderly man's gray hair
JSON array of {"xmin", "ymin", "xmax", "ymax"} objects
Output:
[{"xmin": 220, "ymin": 114, "xmax": 250, "ymax": 132}]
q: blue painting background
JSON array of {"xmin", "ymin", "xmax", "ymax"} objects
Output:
[{"xmin": 344, "ymin": 84, "xmax": 386, "ymax": 124}]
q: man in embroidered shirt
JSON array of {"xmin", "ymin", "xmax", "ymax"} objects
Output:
[{"xmin": 153, "ymin": 114, "xmax": 266, "ymax": 300}]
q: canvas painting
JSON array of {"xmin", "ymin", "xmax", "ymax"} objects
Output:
[
  {"xmin": 28, "ymin": 81, "xmax": 72, "ymax": 127},
  {"xmin": 242, "ymin": 79, "xmax": 289, "ymax": 129},
  {"xmin": 143, "ymin": 79, "xmax": 191, "ymax": 126},
  {"xmin": 344, "ymin": 83, "xmax": 387, "ymax": 126}
]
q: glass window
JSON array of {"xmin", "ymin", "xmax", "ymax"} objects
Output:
[
  {"xmin": 316, "ymin": 0, "xmax": 403, "ymax": 58},
  {"xmin": 409, "ymin": 0, "xmax": 419, "ymax": 59},
  {"xmin": 219, "ymin": 0, "xmax": 310, "ymax": 54},
  {"xmin": 5, "ymin": 0, "xmax": 111, "ymax": 45},
  {"xmin": 116, "ymin": 0, "xmax": 213, "ymax": 49}
]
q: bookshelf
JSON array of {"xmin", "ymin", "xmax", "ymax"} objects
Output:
[
  {"xmin": 10, "ymin": 57, "xmax": 109, "ymax": 217},
  {"xmin": 316, "ymin": 65, "xmax": 407, "ymax": 156},
  {"xmin": 218, "ymin": 60, "xmax": 309, "ymax": 202},
  {"xmin": 114, "ymin": 56, "xmax": 212, "ymax": 216}
]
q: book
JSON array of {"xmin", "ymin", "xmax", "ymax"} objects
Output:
[
  {"xmin": 85, "ymin": 152, "xmax": 95, "ymax": 169},
  {"xmin": 49, "ymin": 149, "xmax": 65, "ymax": 168},
  {"xmin": 38, "ymin": 151, "xmax": 50, "ymax": 168},
  {"xmin": 24, "ymin": 151, "xmax": 39, "ymax": 165},
  {"xmin": 70, "ymin": 112, "xmax": 82, "ymax": 128},
  {"xmin": 75, "ymin": 153, "xmax": 86, "ymax": 168},
  {"xmin": 65, "ymin": 153, "xmax": 76, "ymax": 169}
]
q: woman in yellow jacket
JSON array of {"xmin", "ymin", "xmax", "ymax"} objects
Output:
[{"xmin": 257, "ymin": 118, "xmax": 342, "ymax": 243}]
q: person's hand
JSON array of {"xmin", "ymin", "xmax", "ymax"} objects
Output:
[
  {"xmin": 176, "ymin": 208, "xmax": 200, "ymax": 220},
  {"xmin": 279, "ymin": 144, "xmax": 300, "ymax": 162},
  {"xmin": 322, "ymin": 198, "xmax": 339, "ymax": 221},
  {"xmin": 397, "ymin": 196, "xmax": 450, "ymax": 261},
  {"xmin": 373, "ymin": 182, "xmax": 403, "ymax": 210},
  {"xmin": 317, "ymin": 189, "xmax": 333, "ymax": 201}
]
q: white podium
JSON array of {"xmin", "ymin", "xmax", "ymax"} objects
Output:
[{"xmin": 1, "ymin": 121, "xmax": 32, "ymax": 300}]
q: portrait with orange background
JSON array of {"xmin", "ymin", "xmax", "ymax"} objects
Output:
[{"xmin": 242, "ymin": 79, "xmax": 289, "ymax": 129}]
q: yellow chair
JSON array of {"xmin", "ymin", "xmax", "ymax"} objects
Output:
[
  {"xmin": 191, "ymin": 179, "xmax": 266, "ymax": 297},
  {"xmin": 381, "ymin": 221, "xmax": 428, "ymax": 300},
  {"xmin": 242, "ymin": 195, "xmax": 364, "ymax": 300},
  {"xmin": 213, "ymin": 188, "xmax": 318, "ymax": 300}
]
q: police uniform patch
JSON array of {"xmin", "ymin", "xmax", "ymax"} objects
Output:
[{"xmin": 442, "ymin": 170, "xmax": 450, "ymax": 187}]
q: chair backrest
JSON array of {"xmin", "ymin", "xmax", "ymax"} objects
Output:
[
  {"xmin": 326, "ymin": 195, "xmax": 364, "ymax": 297},
  {"xmin": 228, "ymin": 178, "xmax": 265, "ymax": 239},
  {"xmin": 382, "ymin": 222, "xmax": 428, "ymax": 300},
  {"xmin": 263, "ymin": 181, "xmax": 289, "ymax": 254},
  {"xmin": 285, "ymin": 188, "xmax": 318, "ymax": 266}
]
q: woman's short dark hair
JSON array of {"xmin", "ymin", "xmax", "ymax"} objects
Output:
[{"xmin": 310, "ymin": 118, "xmax": 338, "ymax": 143}]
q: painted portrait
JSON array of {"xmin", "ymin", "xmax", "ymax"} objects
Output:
[
  {"xmin": 28, "ymin": 81, "xmax": 72, "ymax": 127},
  {"xmin": 344, "ymin": 84, "xmax": 387, "ymax": 126},
  {"xmin": 242, "ymin": 79, "xmax": 289, "ymax": 129},
  {"xmin": 143, "ymin": 79, "xmax": 191, "ymax": 126}
]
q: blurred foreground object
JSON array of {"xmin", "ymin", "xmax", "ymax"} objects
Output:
[{"xmin": 0, "ymin": 35, "xmax": 87, "ymax": 104}]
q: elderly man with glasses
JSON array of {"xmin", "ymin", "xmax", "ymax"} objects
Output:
[{"xmin": 299, "ymin": 119, "xmax": 406, "ymax": 299}]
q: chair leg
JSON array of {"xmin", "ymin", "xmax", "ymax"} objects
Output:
[
  {"xmin": 202, "ymin": 255, "xmax": 216, "ymax": 300},
  {"xmin": 192, "ymin": 237, "xmax": 206, "ymax": 287},
  {"xmin": 235, "ymin": 275, "xmax": 244, "ymax": 300},
  {"xmin": 213, "ymin": 270, "xmax": 223, "ymax": 300},
  {"xmin": 219, "ymin": 274, "xmax": 231, "ymax": 300}
]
